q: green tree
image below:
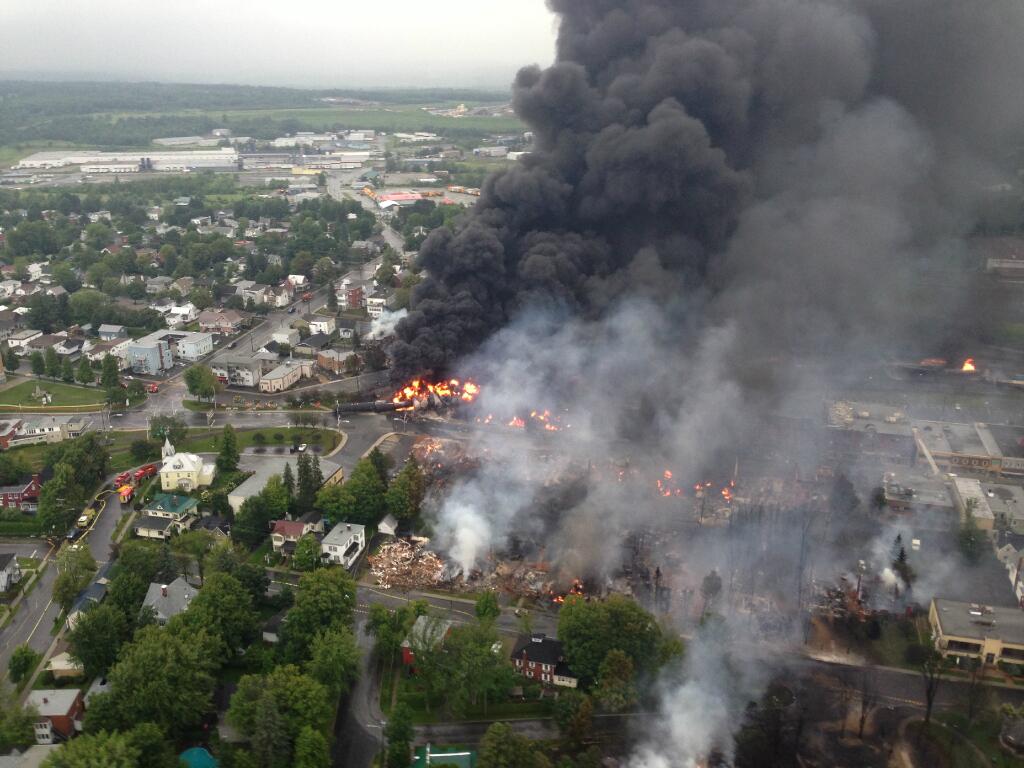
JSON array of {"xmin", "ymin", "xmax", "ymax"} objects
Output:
[
  {"xmin": 100, "ymin": 624, "xmax": 218, "ymax": 737},
  {"xmin": 76, "ymin": 356, "xmax": 95, "ymax": 385},
  {"xmin": 217, "ymin": 423, "xmax": 240, "ymax": 473},
  {"xmin": 184, "ymin": 572, "xmax": 258, "ymax": 657},
  {"xmin": 478, "ymin": 722, "xmax": 544, "ymax": 768},
  {"xmin": 44, "ymin": 347, "xmax": 60, "ymax": 378},
  {"xmin": 282, "ymin": 462, "xmax": 295, "ymax": 498},
  {"xmin": 306, "ymin": 625, "xmax": 360, "ymax": 699},
  {"xmin": 593, "ymin": 650, "xmax": 637, "ymax": 713},
  {"xmin": 0, "ymin": 694, "xmax": 35, "ymax": 752},
  {"xmin": 292, "ymin": 534, "xmax": 321, "ymax": 572},
  {"xmin": 553, "ymin": 690, "xmax": 593, "ymax": 753},
  {"xmin": 294, "ymin": 725, "xmax": 331, "ymax": 768},
  {"xmin": 68, "ymin": 603, "xmax": 130, "ymax": 678},
  {"xmin": 54, "ymin": 544, "xmax": 97, "ymax": 613},
  {"xmin": 475, "ymin": 591, "xmax": 501, "ymax": 624},
  {"xmin": 326, "ymin": 282, "xmax": 338, "ymax": 312},
  {"xmin": 442, "ymin": 622, "xmax": 515, "ymax": 717},
  {"xmin": 384, "ymin": 703, "xmax": 414, "ymax": 768},
  {"xmin": 281, "ymin": 568, "xmax": 356, "ymax": 663},
  {"xmin": 3, "ymin": 347, "xmax": 19, "ymax": 373},
  {"xmin": 61, "ymin": 357, "xmax": 75, "ymax": 383},
  {"xmin": 958, "ymin": 509, "xmax": 984, "ymax": 565},
  {"xmin": 385, "ymin": 458, "xmax": 424, "ymax": 520},
  {"xmin": 8, "ymin": 644, "xmax": 40, "ymax": 684},
  {"xmin": 129, "ymin": 440, "xmax": 158, "ymax": 464},
  {"xmin": 228, "ymin": 665, "xmax": 330, "ymax": 762},
  {"xmin": 367, "ymin": 447, "xmax": 391, "ymax": 488},
  {"xmin": 40, "ymin": 729, "xmax": 140, "ymax": 767},
  {"xmin": 557, "ymin": 595, "xmax": 666, "ymax": 688},
  {"xmin": 232, "ymin": 495, "xmax": 272, "ymax": 548},
  {"xmin": 184, "ymin": 364, "xmax": 219, "ymax": 401},
  {"xmin": 171, "ymin": 529, "xmax": 214, "ymax": 585},
  {"xmin": 100, "ymin": 354, "xmax": 120, "ymax": 389},
  {"xmin": 316, "ymin": 457, "xmax": 385, "ymax": 525},
  {"xmin": 30, "ymin": 350, "xmax": 45, "ymax": 376},
  {"xmin": 149, "ymin": 414, "xmax": 186, "ymax": 445}
]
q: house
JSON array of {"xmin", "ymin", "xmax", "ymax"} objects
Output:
[
  {"xmin": 228, "ymin": 457, "xmax": 343, "ymax": 514},
  {"xmin": 8, "ymin": 329, "xmax": 42, "ymax": 352},
  {"xmin": 26, "ymin": 689, "xmax": 84, "ymax": 745},
  {"xmin": 133, "ymin": 491, "xmax": 200, "ymax": 539},
  {"xmin": 174, "ymin": 331, "xmax": 214, "ymax": 361},
  {"xmin": 0, "ymin": 553, "xmax": 22, "ymax": 592},
  {"xmin": 197, "ymin": 309, "xmax": 246, "ymax": 335},
  {"xmin": 511, "ymin": 634, "xmax": 578, "ymax": 688},
  {"xmin": 304, "ymin": 314, "xmax": 336, "ymax": 336},
  {"xmin": 287, "ymin": 274, "xmax": 308, "ymax": 288},
  {"xmin": 295, "ymin": 334, "xmax": 331, "ymax": 355},
  {"xmin": 321, "ymin": 522, "xmax": 366, "ymax": 568},
  {"xmin": 195, "ymin": 515, "xmax": 231, "ymax": 539},
  {"xmin": 258, "ymin": 360, "xmax": 313, "ymax": 393},
  {"xmin": 238, "ymin": 283, "xmax": 269, "ymax": 305},
  {"xmin": 65, "ymin": 563, "xmax": 111, "ymax": 629},
  {"xmin": 271, "ymin": 327, "xmax": 299, "ymax": 347},
  {"xmin": 0, "ymin": 473, "xmax": 42, "ymax": 512},
  {"xmin": 317, "ymin": 349, "xmax": 356, "ymax": 374},
  {"xmin": 401, "ymin": 615, "xmax": 454, "ymax": 668},
  {"xmin": 378, "ymin": 514, "xmax": 399, "ymax": 537},
  {"xmin": 0, "ymin": 419, "xmax": 22, "ymax": 450},
  {"xmin": 85, "ymin": 339, "xmax": 129, "ymax": 368},
  {"xmin": 146, "ymin": 276, "xmax": 173, "ymax": 295},
  {"xmin": 929, "ymin": 598, "xmax": 1024, "ymax": 667},
  {"xmin": 270, "ymin": 519, "xmax": 322, "ymax": 558},
  {"xmin": 269, "ymin": 286, "xmax": 292, "ymax": 308},
  {"xmin": 366, "ymin": 291, "xmax": 396, "ymax": 320},
  {"xmin": 166, "ymin": 303, "xmax": 199, "ymax": 328},
  {"xmin": 142, "ymin": 577, "xmax": 198, "ymax": 625},
  {"xmin": 45, "ymin": 652, "xmax": 83, "ymax": 682},
  {"xmin": 26, "ymin": 334, "xmax": 63, "ymax": 354},
  {"xmin": 337, "ymin": 318, "xmax": 357, "ymax": 340},
  {"xmin": 11, "ymin": 417, "xmax": 91, "ymax": 448},
  {"xmin": 160, "ymin": 440, "xmax": 215, "ymax": 492},
  {"xmin": 172, "ymin": 276, "xmax": 195, "ymax": 295},
  {"xmin": 97, "ymin": 324, "xmax": 126, "ymax": 341},
  {"xmin": 124, "ymin": 337, "xmax": 173, "ymax": 374}
]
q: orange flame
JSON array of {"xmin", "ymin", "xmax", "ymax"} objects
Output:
[
  {"xmin": 961, "ymin": 358, "xmax": 976, "ymax": 372},
  {"xmin": 392, "ymin": 378, "xmax": 481, "ymax": 407}
]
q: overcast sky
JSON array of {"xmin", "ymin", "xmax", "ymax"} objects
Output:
[{"xmin": 0, "ymin": 0, "xmax": 559, "ymax": 89}]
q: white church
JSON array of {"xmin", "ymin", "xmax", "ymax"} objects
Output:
[{"xmin": 159, "ymin": 438, "xmax": 216, "ymax": 492}]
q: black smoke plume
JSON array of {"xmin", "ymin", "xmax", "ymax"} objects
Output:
[{"xmin": 391, "ymin": 0, "xmax": 1024, "ymax": 381}]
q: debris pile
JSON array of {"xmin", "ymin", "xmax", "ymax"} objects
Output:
[
  {"xmin": 368, "ymin": 539, "xmax": 445, "ymax": 590},
  {"xmin": 493, "ymin": 560, "xmax": 557, "ymax": 599}
]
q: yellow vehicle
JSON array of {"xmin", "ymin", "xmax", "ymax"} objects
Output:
[{"xmin": 77, "ymin": 508, "xmax": 96, "ymax": 528}]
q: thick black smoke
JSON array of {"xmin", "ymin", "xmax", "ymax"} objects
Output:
[{"xmin": 391, "ymin": 0, "xmax": 1024, "ymax": 381}]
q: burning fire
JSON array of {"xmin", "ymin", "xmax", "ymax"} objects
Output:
[
  {"xmin": 961, "ymin": 358, "xmax": 976, "ymax": 372},
  {"xmin": 392, "ymin": 378, "xmax": 480, "ymax": 407},
  {"xmin": 551, "ymin": 578, "xmax": 586, "ymax": 604}
]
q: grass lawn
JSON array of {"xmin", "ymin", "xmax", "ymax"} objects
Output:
[
  {"xmin": 248, "ymin": 539, "xmax": 272, "ymax": 566},
  {"xmin": 937, "ymin": 713, "xmax": 1024, "ymax": 768},
  {"xmin": 0, "ymin": 380, "xmax": 107, "ymax": 410},
  {"xmin": 391, "ymin": 671, "xmax": 553, "ymax": 724},
  {"xmin": 7, "ymin": 429, "xmax": 146, "ymax": 472},
  {"xmin": 178, "ymin": 427, "xmax": 340, "ymax": 454},
  {"xmin": 0, "ymin": 141, "xmax": 86, "ymax": 168}
]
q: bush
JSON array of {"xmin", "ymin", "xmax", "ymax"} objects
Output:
[
  {"xmin": 310, "ymin": 432, "xmax": 322, "ymax": 443},
  {"xmin": 273, "ymin": 433, "xmax": 285, "ymax": 443},
  {"xmin": 252, "ymin": 432, "xmax": 267, "ymax": 445}
]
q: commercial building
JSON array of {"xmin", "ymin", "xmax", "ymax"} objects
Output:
[
  {"xmin": 826, "ymin": 401, "xmax": 918, "ymax": 466},
  {"xmin": 228, "ymin": 457, "xmax": 343, "ymax": 514},
  {"xmin": 929, "ymin": 598, "xmax": 1024, "ymax": 667},
  {"xmin": 9, "ymin": 417, "xmax": 91, "ymax": 449},
  {"xmin": 123, "ymin": 337, "xmax": 172, "ymax": 374},
  {"xmin": 951, "ymin": 478, "xmax": 1024, "ymax": 534},
  {"xmin": 258, "ymin": 360, "xmax": 313, "ymax": 393},
  {"xmin": 881, "ymin": 469, "xmax": 954, "ymax": 515},
  {"xmin": 15, "ymin": 148, "xmax": 238, "ymax": 170},
  {"xmin": 211, "ymin": 355, "xmax": 263, "ymax": 388},
  {"xmin": 321, "ymin": 522, "xmax": 366, "ymax": 568},
  {"xmin": 317, "ymin": 349, "xmax": 356, "ymax": 374}
]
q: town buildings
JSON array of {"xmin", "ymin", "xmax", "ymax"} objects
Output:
[
  {"xmin": 510, "ymin": 634, "xmax": 578, "ymax": 688},
  {"xmin": 159, "ymin": 440, "xmax": 215, "ymax": 492},
  {"xmin": 321, "ymin": 522, "xmax": 366, "ymax": 568},
  {"xmin": 929, "ymin": 598, "xmax": 1024, "ymax": 667}
]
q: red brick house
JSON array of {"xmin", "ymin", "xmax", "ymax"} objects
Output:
[
  {"xmin": 27, "ymin": 689, "xmax": 84, "ymax": 744},
  {"xmin": 0, "ymin": 473, "xmax": 42, "ymax": 512},
  {"xmin": 511, "ymin": 634, "xmax": 578, "ymax": 688}
]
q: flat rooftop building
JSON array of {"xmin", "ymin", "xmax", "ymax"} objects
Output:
[{"xmin": 930, "ymin": 598, "xmax": 1024, "ymax": 666}]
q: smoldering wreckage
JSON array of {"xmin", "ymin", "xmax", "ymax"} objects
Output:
[{"xmin": 366, "ymin": 0, "xmax": 1024, "ymax": 764}]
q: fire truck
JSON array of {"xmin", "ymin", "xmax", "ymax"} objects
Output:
[
  {"xmin": 302, "ymin": 291, "xmax": 313, "ymax": 302},
  {"xmin": 133, "ymin": 464, "xmax": 158, "ymax": 482}
]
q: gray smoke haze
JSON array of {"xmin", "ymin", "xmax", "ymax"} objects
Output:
[{"xmin": 396, "ymin": 0, "xmax": 1024, "ymax": 763}]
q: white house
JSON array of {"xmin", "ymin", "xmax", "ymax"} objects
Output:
[
  {"xmin": 159, "ymin": 440, "xmax": 215, "ymax": 492},
  {"xmin": 272, "ymin": 327, "xmax": 300, "ymax": 347},
  {"xmin": 175, "ymin": 332, "xmax": 214, "ymax": 361},
  {"xmin": 166, "ymin": 303, "xmax": 199, "ymax": 328},
  {"xmin": 305, "ymin": 314, "xmax": 336, "ymax": 336},
  {"xmin": 321, "ymin": 522, "xmax": 366, "ymax": 568}
]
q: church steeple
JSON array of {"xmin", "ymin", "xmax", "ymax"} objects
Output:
[{"xmin": 162, "ymin": 437, "xmax": 176, "ymax": 460}]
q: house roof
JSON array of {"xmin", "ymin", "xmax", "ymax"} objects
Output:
[
  {"xmin": 145, "ymin": 493, "xmax": 199, "ymax": 517},
  {"xmin": 134, "ymin": 515, "xmax": 175, "ymax": 533},
  {"xmin": 323, "ymin": 521, "xmax": 365, "ymax": 548},
  {"xmin": 27, "ymin": 689, "xmax": 80, "ymax": 717},
  {"xmin": 402, "ymin": 614, "xmax": 453, "ymax": 650},
  {"xmin": 932, "ymin": 598, "xmax": 1024, "ymax": 644},
  {"xmin": 272, "ymin": 519, "xmax": 306, "ymax": 538},
  {"xmin": 298, "ymin": 333, "xmax": 331, "ymax": 349},
  {"xmin": 97, "ymin": 323, "xmax": 125, "ymax": 333},
  {"xmin": 511, "ymin": 634, "xmax": 567, "ymax": 668},
  {"xmin": 0, "ymin": 553, "xmax": 16, "ymax": 571},
  {"xmin": 161, "ymin": 452, "xmax": 211, "ymax": 475},
  {"xmin": 143, "ymin": 576, "xmax": 198, "ymax": 621}
]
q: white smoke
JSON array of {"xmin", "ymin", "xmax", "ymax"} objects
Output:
[{"xmin": 368, "ymin": 308, "xmax": 408, "ymax": 340}]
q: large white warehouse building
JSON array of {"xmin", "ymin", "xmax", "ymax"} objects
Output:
[{"xmin": 14, "ymin": 148, "xmax": 238, "ymax": 170}]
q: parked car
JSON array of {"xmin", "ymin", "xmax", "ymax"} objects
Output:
[{"xmin": 297, "ymin": 443, "xmax": 307, "ymax": 452}]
